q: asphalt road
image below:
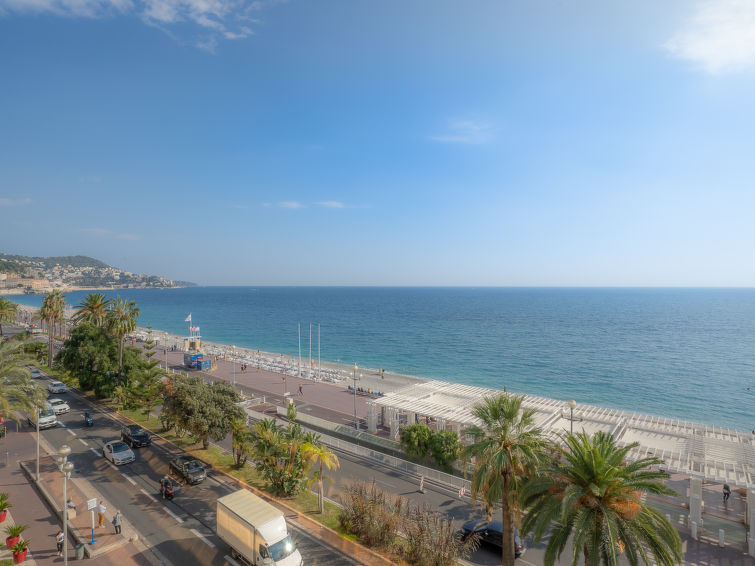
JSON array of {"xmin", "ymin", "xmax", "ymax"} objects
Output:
[{"xmin": 32, "ymin": 374, "xmax": 358, "ymax": 566}]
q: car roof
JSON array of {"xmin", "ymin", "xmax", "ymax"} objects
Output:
[
  {"xmin": 50, "ymin": 381, "xmax": 64, "ymax": 385},
  {"xmin": 48, "ymin": 398, "xmax": 65, "ymax": 403},
  {"xmin": 107, "ymin": 440, "xmax": 129, "ymax": 448},
  {"xmin": 126, "ymin": 425, "xmax": 144, "ymax": 431}
]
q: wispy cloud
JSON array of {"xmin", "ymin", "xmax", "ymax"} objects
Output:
[
  {"xmin": 430, "ymin": 119, "xmax": 495, "ymax": 145},
  {"xmin": 315, "ymin": 201, "xmax": 345, "ymax": 209},
  {"xmin": 79, "ymin": 227, "xmax": 140, "ymax": 240},
  {"xmin": 278, "ymin": 201, "xmax": 305, "ymax": 209},
  {"xmin": 0, "ymin": 0, "xmax": 283, "ymax": 50},
  {"xmin": 0, "ymin": 197, "xmax": 32, "ymax": 206},
  {"xmin": 665, "ymin": 0, "xmax": 755, "ymax": 74}
]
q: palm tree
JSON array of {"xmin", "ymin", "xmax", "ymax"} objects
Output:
[
  {"xmin": 520, "ymin": 431, "xmax": 683, "ymax": 566},
  {"xmin": 106, "ymin": 296, "xmax": 140, "ymax": 385},
  {"xmin": 40, "ymin": 290, "xmax": 65, "ymax": 369},
  {"xmin": 0, "ymin": 298, "xmax": 18, "ymax": 336},
  {"xmin": 0, "ymin": 341, "xmax": 46, "ymax": 424},
  {"xmin": 464, "ymin": 394, "xmax": 549, "ymax": 566},
  {"xmin": 72, "ymin": 293, "xmax": 110, "ymax": 327},
  {"xmin": 302, "ymin": 432, "xmax": 340, "ymax": 513}
]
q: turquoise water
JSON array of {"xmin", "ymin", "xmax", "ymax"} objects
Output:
[{"xmin": 12, "ymin": 287, "xmax": 755, "ymax": 431}]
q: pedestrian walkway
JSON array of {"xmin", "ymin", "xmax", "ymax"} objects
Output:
[{"xmin": 0, "ymin": 420, "xmax": 154, "ymax": 565}]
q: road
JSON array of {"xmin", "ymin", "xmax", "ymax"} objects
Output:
[{"xmin": 33, "ymin": 374, "xmax": 358, "ymax": 566}]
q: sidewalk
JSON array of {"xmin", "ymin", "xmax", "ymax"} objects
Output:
[{"xmin": 0, "ymin": 420, "xmax": 153, "ymax": 565}]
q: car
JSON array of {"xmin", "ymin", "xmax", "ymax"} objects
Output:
[
  {"xmin": 121, "ymin": 425, "xmax": 152, "ymax": 448},
  {"xmin": 169, "ymin": 455, "xmax": 207, "ymax": 484},
  {"xmin": 47, "ymin": 381, "xmax": 67, "ymax": 393},
  {"xmin": 460, "ymin": 520, "xmax": 524, "ymax": 557},
  {"xmin": 47, "ymin": 398, "xmax": 70, "ymax": 415},
  {"xmin": 27, "ymin": 404, "xmax": 58, "ymax": 429},
  {"xmin": 103, "ymin": 440, "xmax": 135, "ymax": 465},
  {"xmin": 30, "ymin": 369, "xmax": 42, "ymax": 378}
]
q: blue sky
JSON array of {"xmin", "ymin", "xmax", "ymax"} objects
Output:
[{"xmin": 2, "ymin": 0, "xmax": 755, "ymax": 286}]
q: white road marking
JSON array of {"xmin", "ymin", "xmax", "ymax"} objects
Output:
[
  {"xmin": 190, "ymin": 528, "xmax": 215, "ymax": 548},
  {"xmin": 121, "ymin": 473, "xmax": 137, "ymax": 486},
  {"xmin": 67, "ymin": 429, "xmax": 76, "ymax": 436},
  {"xmin": 89, "ymin": 448, "xmax": 99, "ymax": 456},
  {"xmin": 58, "ymin": 422, "xmax": 67, "ymax": 428},
  {"xmin": 78, "ymin": 438, "xmax": 89, "ymax": 447},
  {"xmin": 163, "ymin": 506, "xmax": 185, "ymax": 524},
  {"xmin": 139, "ymin": 489, "xmax": 158, "ymax": 504}
]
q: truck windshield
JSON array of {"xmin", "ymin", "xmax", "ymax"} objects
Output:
[
  {"xmin": 40, "ymin": 408, "xmax": 55, "ymax": 418},
  {"xmin": 268, "ymin": 536, "xmax": 297, "ymax": 561}
]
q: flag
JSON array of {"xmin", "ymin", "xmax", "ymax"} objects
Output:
[{"xmin": 184, "ymin": 314, "xmax": 192, "ymax": 322}]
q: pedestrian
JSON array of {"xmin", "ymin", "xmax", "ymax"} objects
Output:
[
  {"xmin": 723, "ymin": 483, "xmax": 731, "ymax": 502},
  {"xmin": 56, "ymin": 530, "xmax": 64, "ymax": 556},
  {"xmin": 97, "ymin": 500, "xmax": 106, "ymax": 527},
  {"xmin": 112, "ymin": 510, "xmax": 122, "ymax": 534},
  {"xmin": 160, "ymin": 476, "xmax": 168, "ymax": 499},
  {"xmin": 298, "ymin": 384, "xmax": 303, "ymax": 396}
]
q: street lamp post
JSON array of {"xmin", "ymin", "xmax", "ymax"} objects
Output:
[
  {"xmin": 563, "ymin": 399, "xmax": 582, "ymax": 435},
  {"xmin": 36, "ymin": 407, "xmax": 40, "ymax": 481},
  {"xmin": 56, "ymin": 445, "xmax": 74, "ymax": 566},
  {"xmin": 352, "ymin": 363, "xmax": 360, "ymax": 430}
]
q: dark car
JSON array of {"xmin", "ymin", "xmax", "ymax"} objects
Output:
[
  {"xmin": 169, "ymin": 455, "xmax": 207, "ymax": 484},
  {"xmin": 121, "ymin": 425, "xmax": 152, "ymax": 448},
  {"xmin": 460, "ymin": 520, "xmax": 524, "ymax": 557}
]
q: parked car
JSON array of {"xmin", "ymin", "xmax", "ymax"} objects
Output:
[
  {"xmin": 121, "ymin": 425, "xmax": 152, "ymax": 448},
  {"xmin": 47, "ymin": 381, "xmax": 67, "ymax": 394},
  {"xmin": 30, "ymin": 368, "xmax": 42, "ymax": 378},
  {"xmin": 460, "ymin": 520, "xmax": 524, "ymax": 557},
  {"xmin": 47, "ymin": 398, "xmax": 70, "ymax": 415},
  {"xmin": 103, "ymin": 440, "xmax": 135, "ymax": 465},
  {"xmin": 169, "ymin": 455, "xmax": 207, "ymax": 484},
  {"xmin": 27, "ymin": 404, "xmax": 58, "ymax": 429}
]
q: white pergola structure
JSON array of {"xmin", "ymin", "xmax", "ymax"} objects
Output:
[{"xmin": 367, "ymin": 379, "xmax": 755, "ymax": 487}]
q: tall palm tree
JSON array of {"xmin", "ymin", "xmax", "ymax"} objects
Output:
[
  {"xmin": 106, "ymin": 296, "xmax": 140, "ymax": 385},
  {"xmin": 72, "ymin": 293, "xmax": 110, "ymax": 327},
  {"xmin": 303, "ymin": 432, "xmax": 340, "ymax": 513},
  {"xmin": 520, "ymin": 431, "xmax": 683, "ymax": 566},
  {"xmin": 40, "ymin": 290, "xmax": 65, "ymax": 369},
  {"xmin": 0, "ymin": 341, "xmax": 46, "ymax": 423},
  {"xmin": 464, "ymin": 394, "xmax": 549, "ymax": 566},
  {"xmin": 0, "ymin": 298, "xmax": 18, "ymax": 336}
]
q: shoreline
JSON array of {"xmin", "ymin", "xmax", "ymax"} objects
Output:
[
  {"xmin": 11, "ymin": 303, "xmax": 754, "ymax": 434},
  {"xmin": 0, "ymin": 285, "xmax": 185, "ymax": 296}
]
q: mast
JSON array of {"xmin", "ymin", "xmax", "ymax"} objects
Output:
[
  {"xmin": 318, "ymin": 324, "xmax": 321, "ymax": 381},
  {"xmin": 309, "ymin": 323, "xmax": 312, "ymax": 379},
  {"xmin": 298, "ymin": 322, "xmax": 302, "ymax": 378}
]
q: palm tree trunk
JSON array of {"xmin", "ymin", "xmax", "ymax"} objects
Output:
[
  {"xmin": 117, "ymin": 335, "xmax": 124, "ymax": 385},
  {"xmin": 501, "ymin": 473, "xmax": 515, "ymax": 566},
  {"xmin": 48, "ymin": 325, "xmax": 54, "ymax": 369},
  {"xmin": 319, "ymin": 461, "xmax": 324, "ymax": 513}
]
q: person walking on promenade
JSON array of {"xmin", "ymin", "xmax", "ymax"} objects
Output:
[
  {"xmin": 112, "ymin": 510, "xmax": 122, "ymax": 534},
  {"xmin": 97, "ymin": 500, "xmax": 106, "ymax": 527},
  {"xmin": 723, "ymin": 483, "xmax": 731, "ymax": 502},
  {"xmin": 56, "ymin": 530, "xmax": 64, "ymax": 556},
  {"xmin": 298, "ymin": 384, "xmax": 303, "ymax": 396}
]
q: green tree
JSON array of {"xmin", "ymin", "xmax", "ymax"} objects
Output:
[
  {"xmin": 0, "ymin": 298, "xmax": 18, "ymax": 336},
  {"xmin": 72, "ymin": 293, "xmax": 111, "ymax": 327},
  {"xmin": 40, "ymin": 290, "xmax": 65, "ymax": 369},
  {"xmin": 464, "ymin": 394, "xmax": 548, "ymax": 566},
  {"xmin": 106, "ymin": 296, "xmax": 140, "ymax": 385},
  {"xmin": 429, "ymin": 429, "xmax": 460, "ymax": 470},
  {"xmin": 0, "ymin": 341, "xmax": 46, "ymax": 423},
  {"xmin": 303, "ymin": 432, "xmax": 340, "ymax": 513},
  {"xmin": 250, "ymin": 417, "xmax": 312, "ymax": 497},
  {"xmin": 231, "ymin": 418, "xmax": 255, "ymax": 467},
  {"xmin": 160, "ymin": 375, "xmax": 243, "ymax": 449},
  {"xmin": 22, "ymin": 341, "xmax": 47, "ymax": 365},
  {"xmin": 400, "ymin": 424, "xmax": 433, "ymax": 464},
  {"xmin": 125, "ymin": 327, "xmax": 164, "ymax": 420},
  {"xmin": 520, "ymin": 431, "xmax": 683, "ymax": 566}
]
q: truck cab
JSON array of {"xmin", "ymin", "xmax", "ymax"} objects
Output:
[{"xmin": 28, "ymin": 404, "xmax": 58, "ymax": 429}]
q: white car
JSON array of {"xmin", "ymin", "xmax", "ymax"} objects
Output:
[
  {"xmin": 30, "ymin": 369, "xmax": 42, "ymax": 378},
  {"xmin": 47, "ymin": 381, "xmax": 67, "ymax": 394},
  {"xmin": 103, "ymin": 441, "xmax": 135, "ymax": 466},
  {"xmin": 48, "ymin": 398, "xmax": 70, "ymax": 415},
  {"xmin": 27, "ymin": 404, "xmax": 58, "ymax": 429}
]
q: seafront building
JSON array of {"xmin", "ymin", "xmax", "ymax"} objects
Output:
[{"xmin": 368, "ymin": 380, "xmax": 755, "ymax": 487}]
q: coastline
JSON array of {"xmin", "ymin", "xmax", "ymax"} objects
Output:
[{"xmin": 0, "ymin": 285, "xmax": 184, "ymax": 296}]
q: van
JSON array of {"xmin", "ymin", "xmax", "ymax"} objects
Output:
[{"xmin": 28, "ymin": 404, "xmax": 58, "ymax": 429}]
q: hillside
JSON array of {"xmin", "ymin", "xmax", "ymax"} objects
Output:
[{"xmin": 0, "ymin": 254, "xmax": 109, "ymax": 269}]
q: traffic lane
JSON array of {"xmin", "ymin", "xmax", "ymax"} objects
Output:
[{"xmin": 43, "ymin": 384, "xmax": 358, "ymax": 566}]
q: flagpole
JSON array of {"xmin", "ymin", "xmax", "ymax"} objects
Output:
[
  {"xmin": 318, "ymin": 324, "xmax": 321, "ymax": 381},
  {"xmin": 298, "ymin": 323, "xmax": 301, "ymax": 379},
  {"xmin": 309, "ymin": 323, "xmax": 312, "ymax": 379}
]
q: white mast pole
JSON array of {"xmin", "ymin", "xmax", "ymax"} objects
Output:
[
  {"xmin": 298, "ymin": 323, "xmax": 301, "ymax": 378},
  {"xmin": 318, "ymin": 324, "xmax": 321, "ymax": 381},
  {"xmin": 309, "ymin": 323, "xmax": 312, "ymax": 379}
]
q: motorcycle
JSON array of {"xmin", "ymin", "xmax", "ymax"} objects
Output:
[
  {"xmin": 159, "ymin": 477, "xmax": 179, "ymax": 501},
  {"xmin": 83, "ymin": 412, "xmax": 94, "ymax": 427}
]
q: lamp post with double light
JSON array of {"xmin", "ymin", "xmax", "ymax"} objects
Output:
[
  {"xmin": 563, "ymin": 399, "xmax": 582, "ymax": 434},
  {"xmin": 56, "ymin": 445, "xmax": 75, "ymax": 566},
  {"xmin": 352, "ymin": 363, "xmax": 360, "ymax": 430}
]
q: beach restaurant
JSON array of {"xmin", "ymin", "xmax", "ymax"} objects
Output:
[{"xmin": 368, "ymin": 379, "xmax": 755, "ymax": 488}]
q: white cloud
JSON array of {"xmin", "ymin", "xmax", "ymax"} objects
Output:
[
  {"xmin": 0, "ymin": 197, "xmax": 32, "ymax": 206},
  {"xmin": 665, "ymin": 0, "xmax": 755, "ymax": 74},
  {"xmin": 0, "ymin": 0, "xmax": 272, "ymax": 49},
  {"xmin": 80, "ymin": 227, "xmax": 140, "ymax": 240},
  {"xmin": 430, "ymin": 119, "xmax": 494, "ymax": 145},
  {"xmin": 279, "ymin": 201, "xmax": 305, "ymax": 209},
  {"xmin": 315, "ymin": 201, "xmax": 345, "ymax": 209}
]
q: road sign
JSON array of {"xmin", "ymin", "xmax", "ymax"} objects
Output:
[{"xmin": 86, "ymin": 498, "xmax": 97, "ymax": 511}]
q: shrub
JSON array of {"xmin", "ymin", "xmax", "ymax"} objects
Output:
[
  {"xmin": 401, "ymin": 502, "xmax": 478, "ymax": 566},
  {"xmin": 338, "ymin": 481, "xmax": 403, "ymax": 550}
]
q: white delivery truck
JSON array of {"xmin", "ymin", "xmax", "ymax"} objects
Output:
[
  {"xmin": 27, "ymin": 403, "xmax": 58, "ymax": 430},
  {"xmin": 217, "ymin": 489, "xmax": 303, "ymax": 566}
]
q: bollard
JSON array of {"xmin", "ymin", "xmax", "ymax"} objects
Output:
[
  {"xmin": 718, "ymin": 529, "xmax": 725, "ymax": 547},
  {"xmin": 691, "ymin": 521, "xmax": 697, "ymax": 540}
]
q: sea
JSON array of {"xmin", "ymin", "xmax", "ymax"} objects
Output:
[{"xmin": 11, "ymin": 287, "xmax": 755, "ymax": 431}]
